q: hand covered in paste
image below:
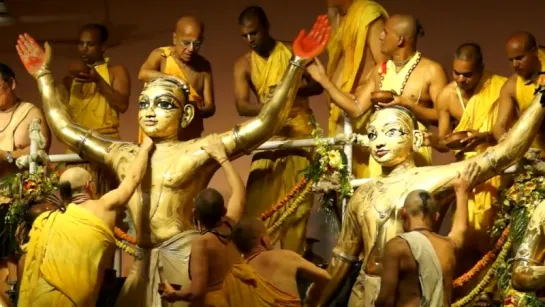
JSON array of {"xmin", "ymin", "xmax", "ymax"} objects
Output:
[
  {"xmin": 452, "ymin": 162, "xmax": 480, "ymax": 193},
  {"xmin": 16, "ymin": 33, "xmax": 50, "ymax": 78},
  {"xmin": 293, "ymin": 15, "xmax": 330, "ymax": 59},
  {"xmin": 202, "ymin": 134, "xmax": 227, "ymax": 162}
]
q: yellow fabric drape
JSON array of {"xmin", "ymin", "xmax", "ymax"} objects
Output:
[
  {"xmin": 454, "ymin": 73, "xmax": 507, "ymax": 252},
  {"xmin": 220, "ymin": 262, "xmax": 301, "ymax": 307},
  {"xmin": 326, "ymin": 0, "xmax": 388, "ymax": 178},
  {"xmin": 18, "ymin": 204, "xmax": 116, "ymax": 307},
  {"xmin": 515, "ymin": 48, "xmax": 545, "ymax": 152},
  {"xmin": 369, "ymin": 52, "xmax": 431, "ymax": 176},
  {"xmin": 137, "ymin": 47, "xmax": 204, "ymax": 143},
  {"xmin": 245, "ymin": 42, "xmax": 313, "ymax": 254}
]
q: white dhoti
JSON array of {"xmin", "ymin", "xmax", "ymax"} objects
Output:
[
  {"xmin": 348, "ymin": 270, "xmax": 381, "ymax": 307},
  {"xmin": 115, "ymin": 230, "xmax": 199, "ymax": 307}
]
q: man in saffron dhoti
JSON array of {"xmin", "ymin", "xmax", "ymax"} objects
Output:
[
  {"xmin": 233, "ymin": 6, "xmax": 323, "ymax": 253},
  {"xmin": 18, "ymin": 137, "xmax": 153, "ymax": 307}
]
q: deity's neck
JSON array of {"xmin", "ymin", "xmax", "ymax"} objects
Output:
[
  {"xmin": 381, "ymin": 159, "xmax": 415, "ymax": 177},
  {"xmin": 152, "ymin": 137, "xmax": 178, "ymax": 149}
]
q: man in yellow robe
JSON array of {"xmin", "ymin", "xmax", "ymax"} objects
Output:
[
  {"xmin": 233, "ymin": 6, "xmax": 323, "ymax": 253},
  {"xmin": 62, "ymin": 23, "xmax": 130, "ymax": 197},
  {"xmin": 326, "ymin": 0, "xmax": 388, "ymax": 178},
  {"xmin": 138, "ymin": 16, "xmax": 215, "ymax": 142},
  {"xmin": 18, "ymin": 138, "xmax": 153, "ymax": 306},
  {"xmin": 494, "ymin": 31, "xmax": 545, "ymax": 155}
]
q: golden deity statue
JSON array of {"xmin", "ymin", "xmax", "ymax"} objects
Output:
[
  {"xmin": 15, "ymin": 15, "xmax": 330, "ymax": 307},
  {"xmin": 304, "ymin": 86, "xmax": 545, "ymax": 306}
]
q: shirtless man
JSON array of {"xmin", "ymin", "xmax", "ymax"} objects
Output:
[
  {"xmin": 161, "ymin": 135, "xmax": 245, "ymax": 305},
  {"xmin": 308, "ymin": 14, "xmax": 448, "ymax": 174},
  {"xmin": 139, "ymin": 16, "xmax": 214, "ymax": 141},
  {"xmin": 375, "ymin": 163, "xmax": 477, "ymax": 307},
  {"xmin": 231, "ymin": 218, "xmax": 331, "ymax": 305},
  {"xmin": 493, "ymin": 32, "xmax": 545, "ymax": 153}
]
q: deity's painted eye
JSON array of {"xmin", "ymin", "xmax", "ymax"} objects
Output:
[
  {"xmin": 138, "ymin": 100, "xmax": 150, "ymax": 110},
  {"xmin": 156, "ymin": 99, "xmax": 178, "ymax": 110},
  {"xmin": 368, "ymin": 132, "xmax": 377, "ymax": 140}
]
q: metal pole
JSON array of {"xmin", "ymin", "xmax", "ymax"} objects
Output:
[{"xmin": 341, "ymin": 113, "xmax": 353, "ymax": 219}]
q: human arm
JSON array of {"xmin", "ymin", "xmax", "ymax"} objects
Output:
[
  {"xmin": 200, "ymin": 69, "xmax": 215, "ymax": 117},
  {"xmin": 493, "ymin": 76, "xmax": 517, "ymax": 142},
  {"xmin": 304, "ymin": 188, "xmax": 364, "ymax": 306},
  {"xmin": 233, "ymin": 56, "xmax": 261, "ymax": 117},
  {"xmin": 202, "ymin": 135, "xmax": 245, "ymax": 222},
  {"xmin": 511, "ymin": 201, "xmax": 545, "ymax": 292},
  {"xmin": 220, "ymin": 16, "xmax": 330, "ymax": 159},
  {"xmin": 138, "ymin": 48, "xmax": 171, "ymax": 82},
  {"xmin": 16, "ymin": 34, "xmax": 123, "ymax": 165},
  {"xmin": 375, "ymin": 238, "xmax": 404, "ymax": 307},
  {"xmin": 447, "ymin": 163, "xmax": 479, "ymax": 249},
  {"xmin": 298, "ymin": 71, "xmax": 324, "ymax": 97},
  {"xmin": 284, "ymin": 251, "xmax": 330, "ymax": 307},
  {"xmin": 100, "ymin": 136, "xmax": 153, "ymax": 210},
  {"xmin": 94, "ymin": 65, "xmax": 130, "ymax": 113},
  {"xmin": 433, "ymin": 87, "xmax": 454, "ymax": 152}
]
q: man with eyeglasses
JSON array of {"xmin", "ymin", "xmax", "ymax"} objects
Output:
[
  {"xmin": 0, "ymin": 62, "xmax": 50, "ymax": 300},
  {"xmin": 233, "ymin": 6, "xmax": 323, "ymax": 255},
  {"xmin": 138, "ymin": 16, "xmax": 215, "ymax": 142}
]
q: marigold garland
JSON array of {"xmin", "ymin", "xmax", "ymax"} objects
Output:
[
  {"xmin": 259, "ymin": 177, "xmax": 309, "ymax": 221},
  {"xmin": 267, "ymin": 181, "xmax": 313, "ymax": 235},
  {"xmin": 453, "ymin": 226, "xmax": 510, "ymax": 288},
  {"xmin": 114, "ymin": 226, "xmax": 136, "ymax": 244},
  {"xmin": 115, "ymin": 239, "xmax": 137, "ymax": 258}
]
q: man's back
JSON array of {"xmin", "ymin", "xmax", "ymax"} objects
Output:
[
  {"xmin": 393, "ymin": 231, "xmax": 455, "ymax": 307},
  {"xmin": 246, "ymin": 249, "xmax": 300, "ymax": 297}
]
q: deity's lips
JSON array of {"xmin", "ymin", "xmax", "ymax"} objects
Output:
[
  {"xmin": 375, "ymin": 149, "xmax": 389, "ymax": 158},
  {"xmin": 142, "ymin": 120, "xmax": 158, "ymax": 126}
]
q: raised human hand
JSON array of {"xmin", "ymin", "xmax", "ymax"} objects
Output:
[
  {"xmin": 306, "ymin": 58, "xmax": 328, "ymax": 84},
  {"xmin": 141, "ymin": 135, "xmax": 155, "ymax": 152},
  {"xmin": 16, "ymin": 33, "xmax": 51, "ymax": 78},
  {"xmin": 452, "ymin": 162, "xmax": 480, "ymax": 193},
  {"xmin": 201, "ymin": 134, "xmax": 227, "ymax": 162},
  {"xmin": 293, "ymin": 15, "xmax": 331, "ymax": 59}
]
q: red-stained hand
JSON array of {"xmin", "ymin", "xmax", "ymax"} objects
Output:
[
  {"xmin": 16, "ymin": 33, "xmax": 51, "ymax": 78},
  {"xmin": 293, "ymin": 15, "xmax": 331, "ymax": 59}
]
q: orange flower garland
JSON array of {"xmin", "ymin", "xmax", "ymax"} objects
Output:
[
  {"xmin": 453, "ymin": 226, "xmax": 510, "ymax": 288},
  {"xmin": 114, "ymin": 227, "xmax": 136, "ymax": 245},
  {"xmin": 259, "ymin": 177, "xmax": 309, "ymax": 221}
]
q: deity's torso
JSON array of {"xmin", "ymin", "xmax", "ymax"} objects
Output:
[{"xmin": 106, "ymin": 139, "xmax": 216, "ymax": 246}]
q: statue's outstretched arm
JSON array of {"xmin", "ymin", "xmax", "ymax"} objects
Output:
[
  {"xmin": 512, "ymin": 200, "xmax": 545, "ymax": 291},
  {"xmin": 220, "ymin": 16, "xmax": 331, "ymax": 159},
  {"xmin": 16, "ymin": 34, "xmax": 124, "ymax": 164},
  {"xmin": 427, "ymin": 89, "xmax": 545, "ymax": 192}
]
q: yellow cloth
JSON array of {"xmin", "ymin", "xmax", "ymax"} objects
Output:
[
  {"xmin": 454, "ymin": 73, "xmax": 506, "ymax": 253},
  {"xmin": 221, "ymin": 262, "xmax": 301, "ymax": 307},
  {"xmin": 515, "ymin": 48, "xmax": 545, "ymax": 152},
  {"xmin": 137, "ymin": 46, "xmax": 204, "ymax": 143},
  {"xmin": 326, "ymin": 0, "xmax": 388, "ymax": 178},
  {"xmin": 245, "ymin": 42, "xmax": 313, "ymax": 254},
  {"xmin": 18, "ymin": 204, "xmax": 116, "ymax": 307},
  {"xmin": 369, "ymin": 52, "xmax": 431, "ymax": 176}
]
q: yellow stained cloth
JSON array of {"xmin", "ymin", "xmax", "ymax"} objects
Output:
[
  {"xmin": 327, "ymin": 0, "xmax": 388, "ymax": 178},
  {"xmin": 222, "ymin": 262, "xmax": 301, "ymax": 307},
  {"xmin": 515, "ymin": 48, "xmax": 545, "ymax": 152},
  {"xmin": 369, "ymin": 52, "xmax": 431, "ymax": 176},
  {"xmin": 245, "ymin": 42, "xmax": 313, "ymax": 254},
  {"xmin": 18, "ymin": 204, "xmax": 116, "ymax": 307},
  {"xmin": 454, "ymin": 73, "xmax": 506, "ymax": 253},
  {"xmin": 137, "ymin": 46, "xmax": 204, "ymax": 144}
]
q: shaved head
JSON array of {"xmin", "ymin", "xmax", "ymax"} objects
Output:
[
  {"xmin": 404, "ymin": 190, "xmax": 437, "ymax": 218},
  {"xmin": 175, "ymin": 16, "xmax": 204, "ymax": 35},
  {"xmin": 59, "ymin": 167, "xmax": 92, "ymax": 192},
  {"xmin": 505, "ymin": 31, "xmax": 540, "ymax": 79},
  {"xmin": 454, "ymin": 43, "xmax": 483, "ymax": 68},
  {"xmin": 232, "ymin": 218, "xmax": 267, "ymax": 254},
  {"xmin": 506, "ymin": 31, "xmax": 537, "ymax": 53},
  {"xmin": 389, "ymin": 14, "xmax": 425, "ymax": 44}
]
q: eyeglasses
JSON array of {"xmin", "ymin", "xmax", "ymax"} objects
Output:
[{"xmin": 177, "ymin": 40, "xmax": 203, "ymax": 49}]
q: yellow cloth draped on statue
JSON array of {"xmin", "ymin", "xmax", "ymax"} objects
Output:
[
  {"xmin": 370, "ymin": 51, "xmax": 431, "ymax": 176},
  {"xmin": 66, "ymin": 59, "xmax": 118, "ymax": 197},
  {"xmin": 244, "ymin": 41, "xmax": 313, "ymax": 254},
  {"xmin": 327, "ymin": 0, "xmax": 388, "ymax": 178},
  {"xmin": 137, "ymin": 47, "xmax": 204, "ymax": 144},
  {"xmin": 214, "ymin": 262, "xmax": 301, "ymax": 306},
  {"xmin": 18, "ymin": 204, "xmax": 116, "ymax": 307},
  {"xmin": 515, "ymin": 48, "xmax": 545, "ymax": 154},
  {"xmin": 454, "ymin": 72, "xmax": 506, "ymax": 252}
]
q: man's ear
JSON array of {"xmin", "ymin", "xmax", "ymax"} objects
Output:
[
  {"xmin": 180, "ymin": 104, "xmax": 195, "ymax": 128},
  {"xmin": 397, "ymin": 36, "xmax": 405, "ymax": 47},
  {"xmin": 9, "ymin": 78, "xmax": 16, "ymax": 91},
  {"xmin": 412, "ymin": 130, "xmax": 423, "ymax": 152}
]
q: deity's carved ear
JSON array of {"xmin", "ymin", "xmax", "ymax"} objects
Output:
[
  {"xmin": 412, "ymin": 129, "xmax": 423, "ymax": 152},
  {"xmin": 180, "ymin": 104, "xmax": 195, "ymax": 128}
]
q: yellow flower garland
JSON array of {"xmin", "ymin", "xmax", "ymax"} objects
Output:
[
  {"xmin": 267, "ymin": 181, "xmax": 312, "ymax": 235},
  {"xmin": 115, "ymin": 239, "xmax": 137, "ymax": 258}
]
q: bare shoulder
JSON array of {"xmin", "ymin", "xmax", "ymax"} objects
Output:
[
  {"xmin": 385, "ymin": 237, "xmax": 409, "ymax": 256},
  {"xmin": 108, "ymin": 63, "xmax": 129, "ymax": 76},
  {"xmin": 437, "ymin": 82, "xmax": 457, "ymax": 105},
  {"xmin": 420, "ymin": 57, "xmax": 446, "ymax": 75},
  {"xmin": 234, "ymin": 53, "xmax": 251, "ymax": 72},
  {"xmin": 193, "ymin": 54, "xmax": 212, "ymax": 74},
  {"xmin": 501, "ymin": 73, "xmax": 518, "ymax": 95}
]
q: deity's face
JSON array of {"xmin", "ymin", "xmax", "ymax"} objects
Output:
[
  {"xmin": 78, "ymin": 29, "xmax": 106, "ymax": 65},
  {"xmin": 173, "ymin": 25, "xmax": 203, "ymax": 63},
  {"xmin": 506, "ymin": 40, "xmax": 539, "ymax": 80},
  {"xmin": 453, "ymin": 59, "xmax": 483, "ymax": 91},
  {"xmin": 239, "ymin": 18, "xmax": 269, "ymax": 53},
  {"xmin": 367, "ymin": 108, "xmax": 422, "ymax": 167},
  {"xmin": 138, "ymin": 80, "xmax": 194, "ymax": 140},
  {"xmin": 0, "ymin": 77, "xmax": 16, "ymax": 110},
  {"xmin": 380, "ymin": 19, "xmax": 400, "ymax": 56}
]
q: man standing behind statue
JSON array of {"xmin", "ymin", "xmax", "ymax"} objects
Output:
[
  {"xmin": 138, "ymin": 16, "xmax": 215, "ymax": 142},
  {"xmin": 62, "ymin": 23, "xmax": 130, "ymax": 196},
  {"xmin": 233, "ymin": 6, "xmax": 323, "ymax": 253},
  {"xmin": 494, "ymin": 31, "xmax": 545, "ymax": 154},
  {"xmin": 326, "ymin": 0, "xmax": 388, "ymax": 179}
]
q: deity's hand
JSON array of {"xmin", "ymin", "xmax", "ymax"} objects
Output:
[
  {"xmin": 201, "ymin": 134, "xmax": 228, "ymax": 162},
  {"xmin": 293, "ymin": 15, "xmax": 330, "ymax": 60},
  {"xmin": 306, "ymin": 58, "xmax": 328, "ymax": 84},
  {"xmin": 452, "ymin": 162, "xmax": 480, "ymax": 193},
  {"xmin": 16, "ymin": 33, "xmax": 51, "ymax": 78}
]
